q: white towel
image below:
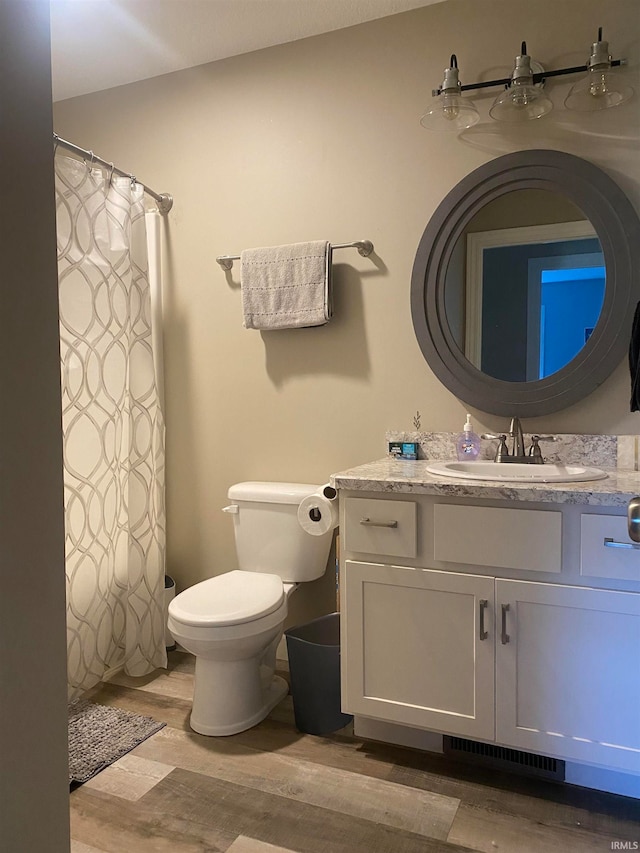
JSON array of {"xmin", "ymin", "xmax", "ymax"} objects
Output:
[{"xmin": 240, "ymin": 241, "xmax": 332, "ymax": 330}]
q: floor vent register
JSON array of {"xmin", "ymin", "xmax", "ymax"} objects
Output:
[{"xmin": 443, "ymin": 736, "xmax": 566, "ymax": 782}]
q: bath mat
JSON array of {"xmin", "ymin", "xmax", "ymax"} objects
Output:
[{"xmin": 68, "ymin": 699, "xmax": 165, "ymax": 785}]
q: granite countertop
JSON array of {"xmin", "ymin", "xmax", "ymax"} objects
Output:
[{"xmin": 331, "ymin": 458, "xmax": 640, "ymax": 507}]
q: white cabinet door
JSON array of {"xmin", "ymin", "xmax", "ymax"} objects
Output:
[
  {"xmin": 342, "ymin": 560, "xmax": 495, "ymax": 740},
  {"xmin": 496, "ymin": 579, "xmax": 640, "ymax": 772}
]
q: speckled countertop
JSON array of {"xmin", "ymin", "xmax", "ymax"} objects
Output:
[{"xmin": 331, "ymin": 458, "xmax": 640, "ymax": 507}]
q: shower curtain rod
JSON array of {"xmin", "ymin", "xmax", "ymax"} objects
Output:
[{"xmin": 53, "ymin": 133, "xmax": 173, "ymax": 215}]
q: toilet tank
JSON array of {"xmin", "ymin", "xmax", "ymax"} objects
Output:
[{"xmin": 226, "ymin": 482, "xmax": 334, "ymax": 582}]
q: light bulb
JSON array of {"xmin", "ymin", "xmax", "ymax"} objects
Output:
[
  {"xmin": 565, "ymin": 68, "xmax": 634, "ymax": 111},
  {"xmin": 420, "ymin": 93, "xmax": 480, "ymax": 131},
  {"xmin": 490, "ymin": 81, "xmax": 553, "ymax": 122},
  {"xmin": 442, "ymin": 94, "xmax": 462, "ymax": 121}
]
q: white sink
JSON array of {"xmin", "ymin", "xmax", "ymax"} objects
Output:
[{"xmin": 426, "ymin": 460, "xmax": 608, "ymax": 484}]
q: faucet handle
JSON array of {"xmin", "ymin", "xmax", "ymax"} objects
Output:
[
  {"xmin": 528, "ymin": 434, "xmax": 557, "ymax": 463},
  {"xmin": 481, "ymin": 433, "xmax": 509, "ymax": 461}
]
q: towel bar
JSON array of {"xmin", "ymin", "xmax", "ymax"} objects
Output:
[{"xmin": 216, "ymin": 239, "xmax": 373, "ymax": 271}]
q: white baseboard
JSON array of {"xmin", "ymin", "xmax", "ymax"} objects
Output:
[
  {"xmin": 353, "ymin": 715, "xmax": 444, "ymax": 753},
  {"xmin": 565, "ymin": 761, "xmax": 640, "ymax": 798},
  {"xmin": 353, "ymin": 716, "xmax": 639, "ymax": 798}
]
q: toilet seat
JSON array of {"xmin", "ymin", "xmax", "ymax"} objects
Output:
[{"xmin": 170, "ymin": 570, "xmax": 284, "ymax": 628}]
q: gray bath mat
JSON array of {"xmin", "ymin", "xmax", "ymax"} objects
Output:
[{"xmin": 68, "ymin": 698, "xmax": 165, "ymax": 785}]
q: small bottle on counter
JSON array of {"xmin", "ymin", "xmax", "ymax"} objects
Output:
[{"xmin": 456, "ymin": 414, "xmax": 480, "ymax": 461}]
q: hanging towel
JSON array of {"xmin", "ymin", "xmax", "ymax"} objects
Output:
[
  {"xmin": 629, "ymin": 301, "xmax": 640, "ymax": 411},
  {"xmin": 240, "ymin": 241, "xmax": 332, "ymax": 330}
]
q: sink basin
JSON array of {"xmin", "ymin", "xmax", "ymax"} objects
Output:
[{"xmin": 426, "ymin": 461, "xmax": 608, "ymax": 484}]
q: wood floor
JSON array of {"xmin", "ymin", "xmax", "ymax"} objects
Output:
[{"xmin": 70, "ymin": 651, "xmax": 639, "ymax": 853}]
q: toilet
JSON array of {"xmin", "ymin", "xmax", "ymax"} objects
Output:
[{"xmin": 167, "ymin": 482, "xmax": 334, "ymax": 736}]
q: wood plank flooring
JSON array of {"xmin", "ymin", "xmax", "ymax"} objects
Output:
[{"xmin": 70, "ymin": 651, "xmax": 640, "ymax": 852}]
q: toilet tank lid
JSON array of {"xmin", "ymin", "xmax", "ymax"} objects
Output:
[{"xmin": 227, "ymin": 482, "xmax": 321, "ymax": 504}]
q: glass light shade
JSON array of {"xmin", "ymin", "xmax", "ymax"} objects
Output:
[
  {"xmin": 420, "ymin": 93, "xmax": 480, "ymax": 131},
  {"xmin": 489, "ymin": 81, "xmax": 553, "ymax": 122},
  {"xmin": 564, "ymin": 69, "xmax": 634, "ymax": 111}
]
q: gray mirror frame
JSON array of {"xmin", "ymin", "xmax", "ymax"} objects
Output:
[{"xmin": 411, "ymin": 149, "xmax": 640, "ymax": 416}]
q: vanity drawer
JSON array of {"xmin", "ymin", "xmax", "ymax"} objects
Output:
[
  {"xmin": 581, "ymin": 514, "xmax": 640, "ymax": 582},
  {"xmin": 344, "ymin": 498, "xmax": 417, "ymax": 558},
  {"xmin": 433, "ymin": 504, "xmax": 562, "ymax": 573}
]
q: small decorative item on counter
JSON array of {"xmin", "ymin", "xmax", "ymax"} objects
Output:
[
  {"xmin": 456, "ymin": 414, "xmax": 481, "ymax": 461},
  {"xmin": 389, "ymin": 441, "xmax": 419, "ymax": 460}
]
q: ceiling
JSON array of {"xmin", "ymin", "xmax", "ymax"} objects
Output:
[{"xmin": 50, "ymin": 0, "xmax": 445, "ymax": 101}]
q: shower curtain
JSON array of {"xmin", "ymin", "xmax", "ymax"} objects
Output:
[{"xmin": 56, "ymin": 156, "xmax": 167, "ymax": 697}]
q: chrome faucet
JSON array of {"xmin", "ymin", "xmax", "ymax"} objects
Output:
[
  {"xmin": 509, "ymin": 417, "xmax": 525, "ymax": 459},
  {"xmin": 481, "ymin": 418, "xmax": 557, "ymax": 464}
]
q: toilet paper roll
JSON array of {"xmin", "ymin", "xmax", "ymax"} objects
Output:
[{"xmin": 297, "ymin": 492, "xmax": 339, "ymax": 536}]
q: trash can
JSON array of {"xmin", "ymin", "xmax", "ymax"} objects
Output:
[
  {"xmin": 164, "ymin": 575, "xmax": 176, "ymax": 649},
  {"xmin": 285, "ymin": 612, "xmax": 352, "ymax": 735}
]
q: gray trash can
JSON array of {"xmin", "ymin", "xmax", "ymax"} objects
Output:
[
  {"xmin": 285, "ymin": 612, "xmax": 352, "ymax": 735},
  {"xmin": 164, "ymin": 575, "xmax": 176, "ymax": 649}
]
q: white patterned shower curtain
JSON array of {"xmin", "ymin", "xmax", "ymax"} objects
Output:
[{"xmin": 56, "ymin": 156, "xmax": 167, "ymax": 697}]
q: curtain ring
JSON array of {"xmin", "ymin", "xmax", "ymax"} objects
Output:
[
  {"xmin": 130, "ymin": 174, "xmax": 137, "ymax": 189},
  {"xmin": 107, "ymin": 162, "xmax": 115, "ymax": 186},
  {"xmin": 85, "ymin": 150, "xmax": 95, "ymax": 171}
]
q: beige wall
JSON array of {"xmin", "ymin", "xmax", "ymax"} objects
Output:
[
  {"xmin": 1, "ymin": 1, "xmax": 70, "ymax": 849},
  {"xmin": 54, "ymin": 0, "xmax": 640, "ymax": 615}
]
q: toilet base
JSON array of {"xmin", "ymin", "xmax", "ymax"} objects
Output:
[{"xmin": 190, "ymin": 674, "xmax": 289, "ymax": 736}]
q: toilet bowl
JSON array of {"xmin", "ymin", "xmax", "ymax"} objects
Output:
[
  {"xmin": 167, "ymin": 482, "xmax": 334, "ymax": 736},
  {"xmin": 168, "ymin": 571, "xmax": 296, "ymax": 735}
]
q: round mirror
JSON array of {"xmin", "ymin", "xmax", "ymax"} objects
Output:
[{"xmin": 411, "ymin": 150, "xmax": 640, "ymax": 416}]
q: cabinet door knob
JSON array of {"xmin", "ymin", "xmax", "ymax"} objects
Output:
[
  {"xmin": 628, "ymin": 497, "xmax": 640, "ymax": 543},
  {"xmin": 479, "ymin": 599, "xmax": 489, "ymax": 640},
  {"xmin": 501, "ymin": 603, "xmax": 510, "ymax": 644},
  {"xmin": 359, "ymin": 517, "xmax": 398, "ymax": 528}
]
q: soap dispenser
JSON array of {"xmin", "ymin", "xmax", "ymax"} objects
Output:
[{"xmin": 456, "ymin": 414, "xmax": 480, "ymax": 461}]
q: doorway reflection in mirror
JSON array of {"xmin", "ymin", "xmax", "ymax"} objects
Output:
[{"xmin": 444, "ymin": 189, "xmax": 605, "ymax": 383}]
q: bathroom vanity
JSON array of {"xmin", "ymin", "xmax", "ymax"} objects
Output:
[{"xmin": 332, "ymin": 458, "xmax": 640, "ymax": 788}]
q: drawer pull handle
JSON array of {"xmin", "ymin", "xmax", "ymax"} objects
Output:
[
  {"xmin": 479, "ymin": 599, "xmax": 488, "ymax": 641},
  {"xmin": 603, "ymin": 537, "xmax": 640, "ymax": 550},
  {"xmin": 501, "ymin": 603, "xmax": 510, "ymax": 645},
  {"xmin": 359, "ymin": 517, "xmax": 398, "ymax": 528}
]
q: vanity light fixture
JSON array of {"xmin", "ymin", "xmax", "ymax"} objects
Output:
[
  {"xmin": 419, "ymin": 55, "xmax": 480, "ymax": 131},
  {"xmin": 422, "ymin": 28, "xmax": 630, "ymax": 131},
  {"xmin": 564, "ymin": 28, "xmax": 634, "ymax": 112}
]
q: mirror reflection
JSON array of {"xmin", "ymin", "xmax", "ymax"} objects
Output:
[{"xmin": 444, "ymin": 189, "xmax": 605, "ymax": 383}]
